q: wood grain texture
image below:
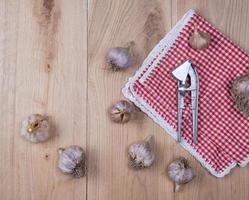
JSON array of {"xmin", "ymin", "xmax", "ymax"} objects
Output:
[
  {"xmin": 0, "ymin": 0, "xmax": 249, "ymax": 200},
  {"xmin": 87, "ymin": 0, "xmax": 173, "ymax": 199},
  {"xmin": 0, "ymin": 0, "xmax": 87, "ymax": 199}
]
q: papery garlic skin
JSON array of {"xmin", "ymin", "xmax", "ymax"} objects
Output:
[
  {"xmin": 20, "ymin": 114, "xmax": 50, "ymax": 143},
  {"xmin": 231, "ymin": 74, "xmax": 249, "ymax": 115},
  {"xmin": 109, "ymin": 100, "xmax": 134, "ymax": 123},
  {"xmin": 128, "ymin": 135, "xmax": 155, "ymax": 169},
  {"xmin": 168, "ymin": 157, "xmax": 195, "ymax": 192},
  {"xmin": 58, "ymin": 145, "xmax": 87, "ymax": 178},
  {"xmin": 106, "ymin": 47, "xmax": 132, "ymax": 70},
  {"xmin": 189, "ymin": 26, "xmax": 211, "ymax": 50}
]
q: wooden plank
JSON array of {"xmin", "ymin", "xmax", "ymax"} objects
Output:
[
  {"xmin": 0, "ymin": 0, "xmax": 87, "ymax": 199},
  {"xmin": 87, "ymin": 1, "xmax": 175, "ymax": 200},
  {"xmin": 172, "ymin": 1, "xmax": 249, "ymax": 200},
  {"xmin": 0, "ymin": 1, "xmax": 20, "ymax": 200}
]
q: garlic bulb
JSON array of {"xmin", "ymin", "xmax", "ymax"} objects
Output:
[
  {"xmin": 231, "ymin": 73, "xmax": 249, "ymax": 116},
  {"xmin": 167, "ymin": 157, "xmax": 195, "ymax": 192},
  {"xmin": 20, "ymin": 114, "xmax": 50, "ymax": 143},
  {"xmin": 128, "ymin": 135, "xmax": 155, "ymax": 169},
  {"xmin": 189, "ymin": 26, "xmax": 211, "ymax": 50},
  {"xmin": 106, "ymin": 47, "xmax": 132, "ymax": 71},
  {"xmin": 58, "ymin": 145, "xmax": 87, "ymax": 178},
  {"xmin": 109, "ymin": 100, "xmax": 134, "ymax": 123}
]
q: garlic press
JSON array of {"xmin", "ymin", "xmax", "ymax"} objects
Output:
[{"xmin": 172, "ymin": 60, "xmax": 199, "ymax": 143}]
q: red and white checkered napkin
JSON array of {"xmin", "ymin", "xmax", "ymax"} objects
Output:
[{"xmin": 123, "ymin": 9, "xmax": 249, "ymax": 177}]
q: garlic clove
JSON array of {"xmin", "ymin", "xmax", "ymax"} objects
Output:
[
  {"xmin": 189, "ymin": 26, "xmax": 211, "ymax": 50},
  {"xmin": 128, "ymin": 135, "xmax": 155, "ymax": 169},
  {"xmin": 58, "ymin": 145, "xmax": 87, "ymax": 178},
  {"xmin": 106, "ymin": 47, "xmax": 132, "ymax": 71},
  {"xmin": 20, "ymin": 114, "xmax": 50, "ymax": 143},
  {"xmin": 231, "ymin": 73, "xmax": 249, "ymax": 116},
  {"xmin": 108, "ymin": 100, "xmax": 135, "ymax": 123},
  {"xmin": 167, "ymin": 157, "xmax": 195, "ymax": 192}
]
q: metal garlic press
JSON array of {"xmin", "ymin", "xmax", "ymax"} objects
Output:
[{"xmin": 172, "ymin": 60, "xmax": 199, "ymax": 143}]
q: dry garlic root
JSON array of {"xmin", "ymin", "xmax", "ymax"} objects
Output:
[
  {"xmin": 167, "ymin": 157, "xmax": 195, "ymax": 192},
  {"xmin": 108, "ymin": 100, "xmax": 135, "ymax": 123},
  {"xmin": 128, "ymin": 135, "xmax": 155, "ymax": 169},
  {"xmin": 58, "ymin": 145, "xmax": 87, "ymax": 178},
  {"xmin": 106, "ymin": 47, "xmax": 132, "ymax": 71},
  {"xmin": 20, "ymin": 114, "xmax": 50, "ymax": 143}
]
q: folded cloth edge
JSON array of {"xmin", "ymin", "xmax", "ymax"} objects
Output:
[{"xmin": 122, "ymin": 9, "xmax": 249, "ymax": 177}]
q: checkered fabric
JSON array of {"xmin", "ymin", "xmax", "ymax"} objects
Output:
[{"xmin": 123, "ymin": 10, "xmax": 249, "ymax": 177}]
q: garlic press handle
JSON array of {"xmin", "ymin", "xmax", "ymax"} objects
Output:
[
  {"xmin": 177, "ymin": 81, "xmax": 185, "ymax": 142},
  {"xmin": 189, "ymin": 66, "xmax": 199, "ymax": 143},
  {"xmin": 191, "ymin": 90, "xmax": 198, "ymax": 143}
]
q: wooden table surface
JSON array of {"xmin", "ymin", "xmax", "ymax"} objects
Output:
[{"xmin": 1, "ymin": 0, "xmax": 249, "ymax": 200}]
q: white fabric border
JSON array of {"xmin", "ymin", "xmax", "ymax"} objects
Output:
[
  {"xmin": 240, "ymin": 155, "xmax": 249, "ymax": 167},
  {"xmin": 122, "ymin": 9, "xmax": 248, "ymax": 177}
]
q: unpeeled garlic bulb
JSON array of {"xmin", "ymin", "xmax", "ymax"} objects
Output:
[
  {"xmin": 231, "ymin": 73, "xmax": 249, "ymax": 116},
  {"xmin": 20, "ymin": 114, "xmax": 50, "ymax": 143},
  {"xmin": 108, "ymin": 100, "xmax": 134, "ymax": 123},
  {"xmin": 106, "ymin": 47, "xmax": 132, "ymax": 71},
  {"xmin": 128, "ymin": 135, "xmax": 155, "ymax": 169},
  {"xmin": 58, "ymin": 145, "xmax": 87, "ymax": 178},
  {"xmin": 167, "ymin": 157, "xmax": 195, "ymax": 192},
  {"xmin": 189, "ymin": 26, "xmax": 211, "ymax": 50}
]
